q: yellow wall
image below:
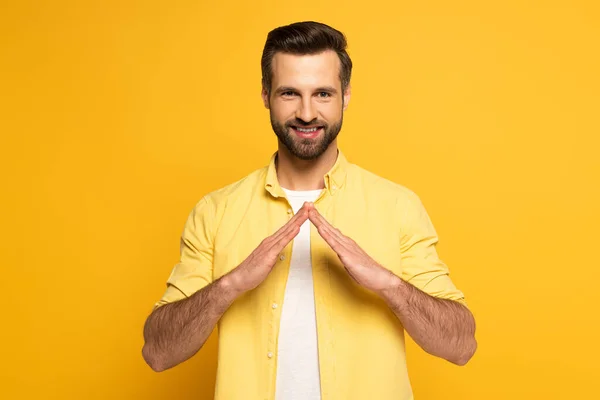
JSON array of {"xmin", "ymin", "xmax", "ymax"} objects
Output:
[{"xmin": 1, "ymin": 1, "xmax": 598, "ymax": 398}]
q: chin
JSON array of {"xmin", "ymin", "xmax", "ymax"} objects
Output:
[{"xmin": 290, "ymin": 145, "xmax": 326, "ymax": 160}]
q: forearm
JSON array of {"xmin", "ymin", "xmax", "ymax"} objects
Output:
[
  {"xmin": 378, "ymin": 275, "xmax": 477, "ymax": 365},
  {"xmin": 142, "ymin": 274, "xmax": 240, "ymax": 371}
]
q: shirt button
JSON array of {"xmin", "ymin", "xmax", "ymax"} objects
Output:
[
  {"xmin": 279, "ymin": 254, "xmax": 286, "ymax": 261},
  {"xmin": 267, "ymin": 352, "xmax": 273, "ymax": 358},
  {"xmin": 272, "ymin": 303, "xmax": 278, "ymax": 309},
  {"xmin": 332, "ymin": 184, "xmax": 337, "ymax": 191},
  {"xmin": 287, "ymin": 208, "xmax": 293, "ymax": 214}
]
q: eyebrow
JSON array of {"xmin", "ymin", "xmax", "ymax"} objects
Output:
[
  {"xmin": 315, "ymin": 86, "xmax": 338, "ymax": 94},
  {"xmin": 274, "ymin": 86, "xmax": 338, "ymax": 95}
]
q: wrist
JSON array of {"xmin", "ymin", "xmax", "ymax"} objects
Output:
[
  {"xmin": 378, "ymin": 274, "xmax": 409, "ymax": 308},
  {"xmin": 218, "ymin": 273, "xmax": 243, "ymax": 300}
]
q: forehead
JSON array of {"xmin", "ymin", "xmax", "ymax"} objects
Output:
[{"xmin": 271, "ymin": 50, "xmax": 341, "ymax": 90}]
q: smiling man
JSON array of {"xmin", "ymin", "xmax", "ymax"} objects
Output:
[{"xmin": 142, "ymin": 21, "xmax": 477, "ymax": 400}]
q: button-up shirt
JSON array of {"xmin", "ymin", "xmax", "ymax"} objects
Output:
[{"xmin": 154, "ymin": 149, "xmax": 466, "ymax": 400}]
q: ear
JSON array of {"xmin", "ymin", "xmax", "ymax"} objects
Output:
[
  {"xmin": 261, "ymin": 87, "xmax": 270, "ymax": 109},
  {"xmin": 342, "ymin": 84, "xmax": 351, "ymax": 111}
]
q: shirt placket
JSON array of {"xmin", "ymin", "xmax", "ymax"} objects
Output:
[
  {"xmin": 311, "ymin": 188, "xmax": 336, "ymax": 400},
  {"xmin": 265, "ymin": 184, "xmax": 338, "ymax": 400},
  {"xmin": 266, "ymin": 197, "xmax": 296, "ymax": 400}
]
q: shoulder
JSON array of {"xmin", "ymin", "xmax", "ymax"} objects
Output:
[
  {"xmin": 190, "ymin": 165, "xmax": 268, "ymax": 213},
  {"xmin": 348, "ymin": 163, "xmax": 435, "ymax": 235},
  {"xmin": 347, "ymin": 162, "xmax": 422, "ymax": 206}
]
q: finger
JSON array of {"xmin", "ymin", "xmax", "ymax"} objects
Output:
[
  {"xmin": 289, "ymin": 206, "xmax": 309, "ymax": 228},
  {"xmin": 306, "ymin": 209, "xmax": 341, "ymax": 247},
  {"xmin": 268, "ymin": 207, "xmax": 308, "ymax": 243},
  {"xmin": 274, "ymin": 204, "xmax": 311, "ymax": 245},
  {"xmin": 284, "ymin": 204, "xmax": 307, "ymax": 227},
  {"xmin": 309, "ymin": 207, "xmax": 333, "ymax": 229},
  {"xmin": 287, "ymin": 203, "xmax": 312, "ymax": 226},
  {"xmin": 315, "ymin": 221, "xmax": 345, "ymax": 254},
  {"xmin": 308, "ymin": 209, "xmax": 333, "ymax": 237},
  {"xmin": 307, "ymin": 208, "xmax": 331, "ymax": 232},
  {"xmin": 307, "ymin": 208, "xmax": 321, "ymax": 227},
  {"xmin": 319, "ymin": 213, "xmax": 352, "ymax": 244},
  {"xmin": 309, "ymin": 209, "xmax": 351, "ymax": 244},
  {"xmin": 272, "ymin": 223, "xmax": 302, "ymax": 253},
  {"xmin": 268, "ymin": 207, "xmax": 308, "ymax": 248}
]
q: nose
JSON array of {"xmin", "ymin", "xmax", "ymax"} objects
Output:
[{"xmin": 295, "ymin": 96, "xmax": 317, "ymax": 123}]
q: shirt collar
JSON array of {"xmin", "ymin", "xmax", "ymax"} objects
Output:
[{"xmin": 264, "ymin": 149, "xmax": 349, "ymax": 198}]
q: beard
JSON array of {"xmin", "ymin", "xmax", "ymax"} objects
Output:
[{"xmin": 270, "ymin": 113, "xmax": 343, "ymax": 161}]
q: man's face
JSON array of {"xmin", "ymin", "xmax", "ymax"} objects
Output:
[{"xmin": 262, "ymin": 50, "xmax": 351, "ymax": 160}]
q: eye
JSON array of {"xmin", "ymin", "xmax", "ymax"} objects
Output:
[
  {"xmin": 317, "ymin": 92, "xmax": 331, "ymax": 98},
  {"xmin": 282, "ymin": 91, "xmax": 296, "ymax": 97}
]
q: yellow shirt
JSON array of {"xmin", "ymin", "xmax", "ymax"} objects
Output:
[{"xmin": 154, "ymin": 149, "xmax": 466, "ymax": 400}]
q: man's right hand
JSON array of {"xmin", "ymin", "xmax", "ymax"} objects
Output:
[
  {"xmin": 143, "ymin": 201, "xmax": 312, "ymax": 372},
  {"xmin": 225, "ymin": 202, "xmax": 312, "ymax": 294}
]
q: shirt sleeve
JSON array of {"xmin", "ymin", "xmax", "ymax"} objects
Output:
[
  {"xmin": 397, "ymin": 191, "xmax": 467, "ymax": 306},
  {"xmin": 153, "ymin": 196, "xmax": 216, "ymax": 310}
]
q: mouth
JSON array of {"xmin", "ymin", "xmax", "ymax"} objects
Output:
[{"xmin": 290, "ymin": 125, "xmax": 324, "ymax": 139}]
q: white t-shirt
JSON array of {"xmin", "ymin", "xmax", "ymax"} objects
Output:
[{"xmin": 275, "ymin": 188, "xmax": 323, "ymax": 400}]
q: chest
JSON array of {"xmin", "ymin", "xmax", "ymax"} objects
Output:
[{"xmin": 211, "ymin": 193, "xmax": 402, "ymax": 280}]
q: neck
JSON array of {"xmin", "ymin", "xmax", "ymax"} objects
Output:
[{"xmin": 275, "ymin": 140, "xmax": 339, "ymax": 191}]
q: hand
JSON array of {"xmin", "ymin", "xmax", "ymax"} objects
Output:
[
  {"xmin": 308, "ymin": 206, "xmax": 397, "ymax": 294},
  {"xmin": 226, "ymin": 202, "xmax": 310, "ymax": 294}
]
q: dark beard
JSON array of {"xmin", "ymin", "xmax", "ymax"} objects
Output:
[{"xmin": 270, "ymin": 114, "xmax": 343, "ymax": 160}]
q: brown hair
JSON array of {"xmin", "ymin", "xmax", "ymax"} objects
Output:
[{"xmin": 261, "ymin": 21, "xmax": 352, "ymax": 94}]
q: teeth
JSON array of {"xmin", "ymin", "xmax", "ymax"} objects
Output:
[{"xmin": 297, "ymin": 127, "xmax": 318, "ymax": 133}]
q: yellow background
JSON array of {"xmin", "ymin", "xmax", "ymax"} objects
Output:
[{"xmin": 1, "ymin": 0, "xmax": 599, "ymax": 398}]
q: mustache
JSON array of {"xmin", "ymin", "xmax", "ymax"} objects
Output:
[{"xmin": 285, "ymin": 118, "xmax": 327, "ymax": 128}]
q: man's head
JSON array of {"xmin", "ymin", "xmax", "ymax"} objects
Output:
[{"xmin": 261, "ymin": 21, "xmax": 352, "ymax": 160}]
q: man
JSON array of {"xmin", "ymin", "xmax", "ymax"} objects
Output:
[{"xmin": 142, "ymin": 21, "xmax": 477, "ymax": 400}]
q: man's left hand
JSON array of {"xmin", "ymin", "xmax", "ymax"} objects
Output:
[{"xmin": 307, "ymin": 204, "xmax": 398, "ymax": 294}]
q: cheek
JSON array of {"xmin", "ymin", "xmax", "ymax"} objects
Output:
[
  {"xmin": 319, "ymin": 102, "xmax": 343, "ymax": 121},
  {"xmin": 271, "ymin": 100, "xmax": 297, "ymax": 121}
]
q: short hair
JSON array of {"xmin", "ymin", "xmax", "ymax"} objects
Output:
[{"xmin": 261, "ymin": 21, "xmax": 352, "ymax": 93}]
